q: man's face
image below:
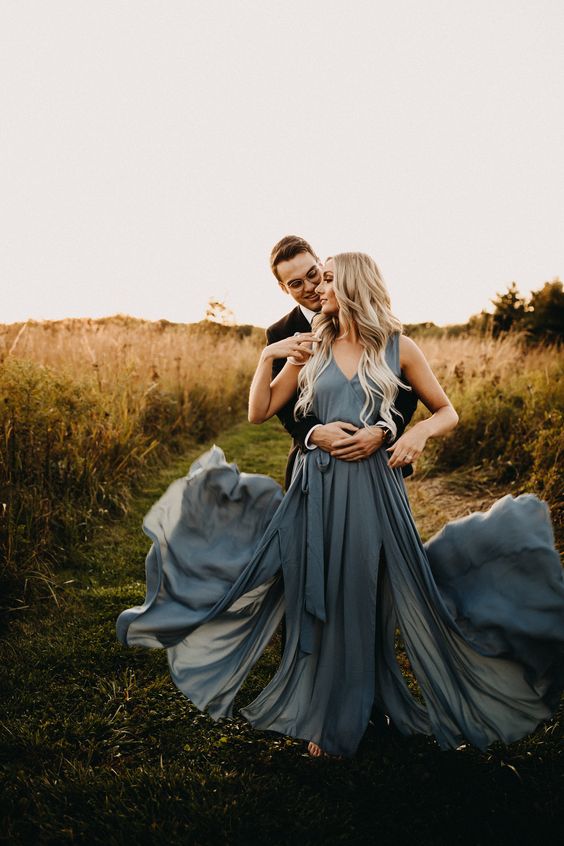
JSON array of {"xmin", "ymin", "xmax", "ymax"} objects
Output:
[{"xmin": 276, "ymin": 251, "xmax": 322, "ymax": 311}]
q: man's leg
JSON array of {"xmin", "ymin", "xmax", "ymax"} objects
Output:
[
  {"xmin": 284, "ymin": 443, "xmax": 300, "ymax": 491},
  {"xmin": 279, "ymin": 443, "xmax": 301, "ymax": 654}
]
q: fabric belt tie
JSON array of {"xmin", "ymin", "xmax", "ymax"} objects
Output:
[{"xmin": 299, "ymin": 449, "xmax": 330, "ymax": 654}]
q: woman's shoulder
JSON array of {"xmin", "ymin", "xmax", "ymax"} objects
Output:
[
  {"xmin": 398, "ymin": 333, "xmax": 418, "ymax": 353},
  {"xmin": 398, "ymin": 334, "xmax": 426, "ymax": 369}
]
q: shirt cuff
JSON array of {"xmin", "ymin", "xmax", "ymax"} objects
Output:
[{"xmin": 304, "ymin": 424, "xmax": 322, "ymax": 450}]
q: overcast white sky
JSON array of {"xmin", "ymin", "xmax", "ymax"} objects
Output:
[{"xmin": 1, "ymin": 0, "xmax": 563, "ymax": 328}]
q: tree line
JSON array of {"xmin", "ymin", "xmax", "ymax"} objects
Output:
[
  {"xmin": 204, "ymin": 278, "xmax": 563, "ymax": 343},
  {"xmin": 405, "ymin": 278, "xmax": 563, "ymax": 342}
]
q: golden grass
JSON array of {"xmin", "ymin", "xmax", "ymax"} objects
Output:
[
  {"xmin": 1, "ymin": 317, "xmax": 561, "ymax": 607},
  {"xmin": 412, "ymin": 333, "xmax": 562, "ymax": 537},
  {"xmin": 1, "ymin": 316, "xmax": 552, "ymax": 392},
  {"xmin": 415, "ymin": 332, "xmax": 555, "ymax": 383},
  {"xmin": 0, "ymin": 317, "xmax": 264, "ymax": 606},
  {"xmin": 0, "ymin": 315, "xmax": 262, "ymax": 396}
]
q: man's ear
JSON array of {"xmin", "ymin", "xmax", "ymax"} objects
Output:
[{"xmin": 278, "ymin": 281, "xmax": 288, "ymax": 295}]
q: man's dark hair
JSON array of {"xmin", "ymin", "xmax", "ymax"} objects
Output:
[{"xmin": 270, "ymin": 235, "xmax": 318, "ymax": 282}]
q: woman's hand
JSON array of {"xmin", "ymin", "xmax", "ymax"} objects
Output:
[
  {"xmin": 388, "ymin": 336, "xmax": 458, "ymax": 468},
  {"xmin": 249, "ymin": 333, "xmax": 319, "ymax": 425},
  {"xmin": 263, "ymin": 332, "xmax": 319, "ymax": 366},
  {"xmin": 386, "ymin": 425, "xmax": 429, "ymax": 469}
]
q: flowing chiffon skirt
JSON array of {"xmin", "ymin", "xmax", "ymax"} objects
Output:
[{"xmin": 116, "ymin": 445, "xmax": 564, "ymax": 757}]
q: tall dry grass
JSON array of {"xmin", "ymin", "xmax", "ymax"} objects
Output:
[
  {"xmin": 0, "ymin": 317, "xmax": 263, "ymax": 608},
  {"xmin": 1, "ymin": 318, "xmax": 561, "ymax": 609},
  {"xmin": 414, "ymin": 333, "xmax": 562, "ymax": 528},
  {"xmin": 0, "ymin": 316, "xmax": 262, "ymax": 415}
]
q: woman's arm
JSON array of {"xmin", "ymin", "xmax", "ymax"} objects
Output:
[
  {"xmin": 248, "ymin": 333, "xmax": 317, "ymax": 424},
  {"xmin": 387, "ymin": 335, "xmax": 459, "ymax": 468}
]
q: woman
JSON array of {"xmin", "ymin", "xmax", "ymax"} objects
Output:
[{"xmin": 117, "ymin": 253, "xmax": 564, "ymax": 759}]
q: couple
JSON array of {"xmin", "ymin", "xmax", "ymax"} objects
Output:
[
  {"xmin": 264, "ymin": 236, "xmax": 419, "ymax": 490},
  {"xmin": 117, "ymin": 237, "xmax": 564, "ymax": 759}
]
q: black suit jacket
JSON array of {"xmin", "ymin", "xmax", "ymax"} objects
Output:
[{"xmin": 265, "ymin": 305, "xmax": 419, "ymax": 485}]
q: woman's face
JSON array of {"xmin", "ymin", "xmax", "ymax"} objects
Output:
[{"xmin": 316, "ymin": 258, "xmax": 339, "ymax": 315}]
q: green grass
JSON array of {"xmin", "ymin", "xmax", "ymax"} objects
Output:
[{"xmin": 1, "ymin": 419, "xmax": 562, "ymax": 845}]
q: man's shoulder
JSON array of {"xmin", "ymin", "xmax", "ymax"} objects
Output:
[{"xmin": 266, "ymin": 306, "xmax": 303, "ymax": 340}]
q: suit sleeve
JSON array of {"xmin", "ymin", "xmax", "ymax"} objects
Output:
[
  {"xmin": 391, "ymin": 373, "xmax": 419, "ymax": 479},
  {"xmin": 391, "ymin": 373, "xmax": 419, "ymax": 440},
  {"xmin": 265, "ymin": 327, "xmax": 322, "ymax": 450}
]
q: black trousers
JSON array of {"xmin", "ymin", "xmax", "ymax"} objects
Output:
[
  {"xmin": 284, "ymin": 442, "xmax": 301, "ymax": 490},
  {"xmin": 279, "ymin": 442, "xmax": 302, "ymax": 653}
]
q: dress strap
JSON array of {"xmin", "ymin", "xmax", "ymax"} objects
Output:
[{"xmin": 384, "ymin": 331, "xmax": 401, "ymax": 376}]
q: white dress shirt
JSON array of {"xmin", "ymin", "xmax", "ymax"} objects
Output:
[{"xmin": 299, "ymin": 304, "xmax": 318, "ymax": 324}]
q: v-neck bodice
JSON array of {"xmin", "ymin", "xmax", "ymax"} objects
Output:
[
  {"xmin": 330, "ymin": 350, "xmax": 361, "ymax": 383},
  {"xmin": 312, "ymin": 333, "xmax": 400, "ymax": 426}
]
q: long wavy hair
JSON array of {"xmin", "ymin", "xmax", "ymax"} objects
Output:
[{"xmin": 294, "ymin": 252, "xmax": 407, "ymax": 435}]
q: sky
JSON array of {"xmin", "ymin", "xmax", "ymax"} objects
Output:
[{"xmin": 1, "ymin": 0, "xmax": 563, "ymax": 329}]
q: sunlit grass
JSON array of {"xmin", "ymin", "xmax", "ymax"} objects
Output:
[
  {"xmin": 0, "ymin": 318, "xmax": 264, "ymax": 607},
  {"xmin": 414, "ymin": 333, "xmax": 563, "ymax": 542},
  {"xmin": 1, "ymin": 318, "xmax": 562, "ymax": 609}
]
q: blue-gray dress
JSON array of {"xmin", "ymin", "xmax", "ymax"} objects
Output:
[{"xmin": 116, "ymin": 334, "xmax": 564, "ymax": 757}]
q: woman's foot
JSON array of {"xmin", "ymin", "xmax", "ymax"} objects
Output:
[
  {"xmin": 307, "ymin": 741, "xmax": 343, "ymax": 760},
  {"xmin": 308, "ymin": 741, "xmax": 324, "ymax": 757}
]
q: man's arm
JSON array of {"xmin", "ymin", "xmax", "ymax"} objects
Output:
[{"xmin": 390, "ymin": 374, "xmax": 419, "ymax": 440}]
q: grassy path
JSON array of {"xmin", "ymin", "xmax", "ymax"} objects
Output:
[{"xmin": 1, "ymin": 419, "xmax": 562, "ymax": 845}]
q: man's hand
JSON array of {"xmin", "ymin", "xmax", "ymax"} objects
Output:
[
  {"xmin": 308, "ymin": 421, "xmax": 359, "ymax": 452},
  {"xmin": 309, "ymin": 422, "xmax": 386, "ymax": 461},
  {"xmin": 330, "ymin": 426, "xmax": 386, "ymax": 461}
]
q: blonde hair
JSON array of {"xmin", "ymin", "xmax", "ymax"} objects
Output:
[{"xmin": 294, "ymin": 252, "xmax": 407, "ymax": 435}]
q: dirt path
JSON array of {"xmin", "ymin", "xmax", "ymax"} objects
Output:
[{"xmin": 406, "ymin": 472, "xmax": 503, "ymax": 542}]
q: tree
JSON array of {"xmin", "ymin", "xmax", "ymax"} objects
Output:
[
  {"xmin": 204, "ymin": 297, "xmax": 235, "ymax": 326},
  {"xmin": 491, "ymin": 282, "xmax": 527, "ymax": 336},
  {"xmin": 524, "ymin": 279, "xmax": 564, "ymax": 341}
]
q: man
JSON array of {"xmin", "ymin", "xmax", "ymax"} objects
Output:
[{"xmin": 266, "ymin": 235, "xmax": 419, "ymax": 488}]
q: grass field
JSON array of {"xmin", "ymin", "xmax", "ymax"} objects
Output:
[
  {"xmin": 0, "ymin": 318, "xmax": 264, "ymax": 607},
  {"xmin": 2, "ymin": 318, "xmax": 561, "ymax": 613},
  {"xmin": 1, "ymin": 418, "xmax": 562, "ymax": 846}
]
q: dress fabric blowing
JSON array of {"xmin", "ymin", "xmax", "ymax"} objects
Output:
[{"xmin": 116, "ymin": 334, "xmax": 564, "ymax": 757}]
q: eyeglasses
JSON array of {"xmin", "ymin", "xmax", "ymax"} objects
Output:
[{"xmin": 285, "ymin": 263, "xmax": 322, "ymax": 291}]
